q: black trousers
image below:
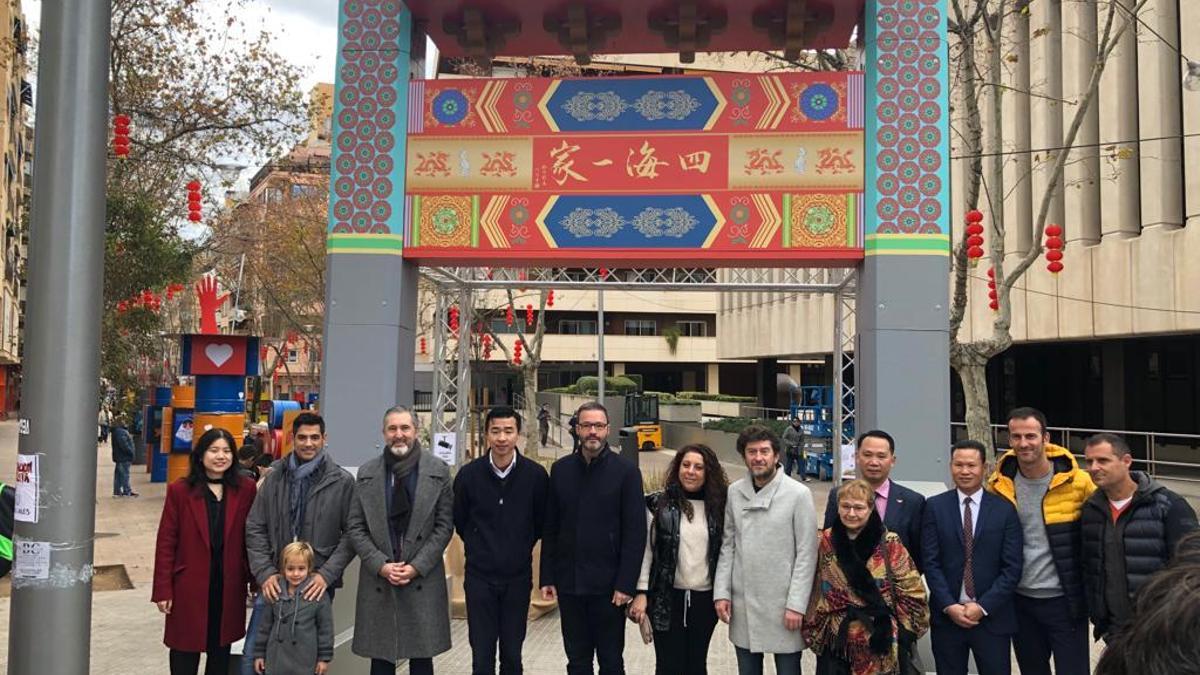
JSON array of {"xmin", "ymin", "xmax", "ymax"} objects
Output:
[
  {"xmin": 1012, "ymin": 595, "xmax": 1089, "ymax": 675},
  {"xmin": 558, "ymin": 593, "xmax": 627, "ymax": 675},
  {"xmin": 169, "ymin": 647, "xmax": 230, "ymax": 675},
  {"xmin": 930, "ymin": 620, "xmax": 1012, "ymax": 675},
  {"xmin": 371, "ymin": 657, "xmax": 433, "ymax": 675},
  {"xmin": 651, "ymin": 588, "xmax": 718, "ymax": 675},
  {"xmin": 465, "ymin": 573, "xmax": 532, "ymax": 674}
]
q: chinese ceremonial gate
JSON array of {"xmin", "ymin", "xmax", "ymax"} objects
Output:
[{"xmin": 322, "ymin": 0, "xmax": 951, "ymax": 486}]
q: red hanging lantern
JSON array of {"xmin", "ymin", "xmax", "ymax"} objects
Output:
[
  {"xmin": 525, "ymin": 304, "xmax": 534, "ymax": 327},
  {"xmin": 505, "ymin": 304, "xmax": 514, "ymax": 326},
  {"xmin": 113, "ymin": 114, "xmax": 131, "ymax": 159},
  {"xmin": 448, "ymin": 305, "xmax": 460, "ymax": 332},
  {"xmin": 1044, "ymin": 224, "xmax": 1064, "ymax": 274},
  {"xmin": 986, "ymin": 267, "xmax": 998, "ymax": 311},
  {"xmin": 599, "ymin": 267, "xmax": 609, "ymax": 279},
  {"xmin": 512, "ymin": 338, "xmax": 523, "ymax": 366},
  {"xmin": 419, "ymin": 335, "xmax": 427, "ymax": 355},
  {"xmin": 186, "ymin": 180, "xmax": 202, "ymax": 223},
  {"xmin": 965, "ymin": 210, "xmax": 985, "ymax": 262},
  {"xmin": 547, "ymin": 289, "xmax": 555, "ymax": 307}
]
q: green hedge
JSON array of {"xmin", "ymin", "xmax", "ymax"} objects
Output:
[
  {"xmin": 575, "ymin": 375, "xmax": 639, "ymax": 395},
  {"xmin": 644, "ymin": 391, "xmax": 700, "ymax": 406},
  {"xmin": 543, "ymin": 386, "xmax": 576, "ymax": 393},
  {"xmin": 676, "ymin": 391, "xmax": 757, "ymax": 403},
  {"xmin": 702, "ymin": 416, "xmax": 788, "ymax": 437}
]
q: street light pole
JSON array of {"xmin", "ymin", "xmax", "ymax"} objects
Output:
[
  {"xmin": 597, "ymin": 287, "xmax": 605, "ymax": 400},
  {"xmin": 8, "ymin": 2, "xmax": 110, "ymax": 673}
]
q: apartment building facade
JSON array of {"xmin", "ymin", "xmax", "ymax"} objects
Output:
[{"xmin": 718, "ymin": 0, "xmax": 1200, "ymax": 434}]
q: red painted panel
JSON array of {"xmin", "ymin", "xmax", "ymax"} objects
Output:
[{"xmin": 404, "ymin": 0, "xmax": 865, "ymax": 57}]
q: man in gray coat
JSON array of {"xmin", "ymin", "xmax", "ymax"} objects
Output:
[
  {"xmin": 347, "ymin": 406, "xmax": 454, "ymax": 675},
  {"xmin": 243, "ymin": 412, "xmax": 355, "ymax": 675},
  {"xmin": 714, "ymin": 425, "xmax": 819, "ymax": 675}
]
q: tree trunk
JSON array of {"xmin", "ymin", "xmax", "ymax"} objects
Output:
[
  {"xmin": 521, "ymin": 367, "xmax": 540, "ymax": 454},
  {"xmin": 952, "ymin": 355, "xmax": 995, "ymax": 455}
]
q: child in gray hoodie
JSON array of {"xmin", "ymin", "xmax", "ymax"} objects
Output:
[{"xmin": 254, "ymin": 541, "xmax": 333, "ymax": 674}]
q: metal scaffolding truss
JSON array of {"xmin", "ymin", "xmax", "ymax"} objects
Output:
[
  {"xmin": 420, "ymin": 266, "xmax": 850, "ymax": 292},
  {"xmin": 424, "ymin": 266, "xmax": 858, "ymax": 459},
  {"xmin": 832, "ymin": 272, "xmax": 857, "ymax": 483}
]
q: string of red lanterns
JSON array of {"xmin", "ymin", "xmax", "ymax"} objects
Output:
[
  {"xmin": 505, "ymin": 304, "xmax": 514, "ymax": 326},
  {"xmin": 512, "ymin": 337, "xmax": 523, "ymax": 366},
  {"xmin": 113, "ymin": 114, "xmax": 131, "ymax": 159},
  {"xmin": 547, "ymin": 290, "xmax": 555, "ymax": 307},
  {"xmin": 965, "ymin": 210, "xmax": 985, "ymax": 262},
  {"xmin": 186, "ymin": 180, "xmax": 202, "ymax": 223},
  {"xmin": 448, "ymin": 305, "xmax": 460, "ymax": 332},
  {"xmin": 1044, "ymin": 224, "xmax": 1064, "ymax": 274},
  {"xmin": 525, "ymin": 303, "xmax": 534, "ymax": 327},
  {"xmin": 986, "ymin": 267, "xmax": 999, "ymax": 312},
  {"xmin": 418, "ymin": 335, "xmax": 427, "ymax": 355}
]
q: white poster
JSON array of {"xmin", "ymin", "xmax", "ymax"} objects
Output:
[
  {"xmin": 432, "ymin": 433, "xmax": 457, "ymax": 466},
  {"xmin": 13, "ymin": 540, "xmax": 50, "ymax": 580},
  {"xmin": 840, "ymin": 443, "xmax": 857, "ymax": 480},
  {"xmin": 14, "ymin": 453, "xmax": 38, "ymax": 523}
]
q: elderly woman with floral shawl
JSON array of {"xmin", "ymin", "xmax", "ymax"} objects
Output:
[{"xmin": 803, "ymin": 479, "xmax": 929, "ymax": 675}]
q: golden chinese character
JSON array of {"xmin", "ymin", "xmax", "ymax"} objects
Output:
[
  {"xmin": 550, "ymin": 141, "xmax": 587, "ymax": 186},
  {"xmin": 678, "ymin": 150, "xmax": 712, "ymax": 173},
  {"xmin": 816, "ymin": 148, "xmax": 856, "ymax": 175},
  {"xmin": 480, "ymin": 151, "xmax": 518, "ymax": 178},
  {"xmin": 626, "ymin": 141, "xmax": 668, "ymax": 179},
  {"xmin": 744, "ymin": 148, "xmax": 785, "ymax": 175},
  {"xmin": 414, "ymin": 151, "xmax": 451, "ymax": 177}
]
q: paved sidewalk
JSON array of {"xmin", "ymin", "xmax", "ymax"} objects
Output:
[{"xmin": 0, "ymin": 422, "xmax": 1184, "ymax": 672}]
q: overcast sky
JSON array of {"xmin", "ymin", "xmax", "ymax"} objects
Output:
[{"xmin": 23, "ymin": 0, "xmax": 339, "ymax": 92}]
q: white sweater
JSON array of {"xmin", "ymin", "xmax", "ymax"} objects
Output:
[{"xmin": 637, "ymin": 499, "xmax": 712, "ymax": 592}]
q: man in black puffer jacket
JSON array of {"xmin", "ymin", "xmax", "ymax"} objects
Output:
[{"xmin": 1081, "ymin": 433, "xmax": 1198, "ymax": 639}]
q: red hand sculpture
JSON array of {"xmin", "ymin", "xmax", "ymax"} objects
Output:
[{"xmin": 195, "ymin": 274, "xmax": 230, "ymax": 334}]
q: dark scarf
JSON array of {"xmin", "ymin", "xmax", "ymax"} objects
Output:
[
  {"xmin": 383, "ymin": 443, "xmax": 421, "ymax": 558},
  {"xmin": 286, "ymin": 450, "xmax": 325, "ymax": 542},
  {"xmin": 830, "ymin": 510, "xmax": 893, "ymax": 655}
]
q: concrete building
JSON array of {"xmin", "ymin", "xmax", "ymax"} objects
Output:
[
  {"xmin": 0, "ymin": 3, "xmax": 30, "ymax": 417},
  {"xmin": 718, "ymin": 1, "xmax": 1200, "ymax": 436}
]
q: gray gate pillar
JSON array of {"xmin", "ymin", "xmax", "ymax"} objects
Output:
[
  {"xmin": 322, "ymin": 1, "xmax": 420, "ymax": 468},
  {"xmin": 856, "ymin": 0, "xmax": 952, "ymax": 484},
  {"xmin": 319, "ymin": 3, "xmax": 421, "ymax": 673}
]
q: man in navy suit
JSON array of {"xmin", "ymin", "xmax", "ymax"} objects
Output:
[
  {"xmin": 823, "ymin": 429, "xmax": 926, "ymax": 568},
  {"xmin": 922, "ymin": 439, "xmax": 1024, "ymax": 675}
]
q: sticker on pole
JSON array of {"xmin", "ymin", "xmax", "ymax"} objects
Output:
[
  {"xmin": 14, "ymin": 453, "xmax": 39, "ymax": 523},
  {"xmin": 432, "ymin": 433, "xmax": 457, "ymax": 466},
  {"xmin": 13, "ymin": 539, "xmax": 50, "ymax": 579},
  {"xmin": 17, "ymin": 417, "xmax": 29, "ymax": 435}
]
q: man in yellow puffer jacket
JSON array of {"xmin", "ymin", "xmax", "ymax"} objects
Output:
[{"xmin": 986, "ymin": 406, "xmax": 1095, "ymax": 675}]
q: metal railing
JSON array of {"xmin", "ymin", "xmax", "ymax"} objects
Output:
[{"xmin": 952, "ymin": 422, "xmax": 1200, "ymax": 482}]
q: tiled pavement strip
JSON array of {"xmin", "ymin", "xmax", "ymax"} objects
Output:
[{"xmin": 0, "ymin": 420, "xmax": 1181, "ymax": 672}]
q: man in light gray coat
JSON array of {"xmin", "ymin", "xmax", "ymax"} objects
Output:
[
  {"xmin": 714, "ymin": 425, "xmax": 819, "ymax": 675},
  {"xmin": 243, "ymin": 412, "xmax": 355, "ymax": 675},
  {"xmin": 347, "ymin": 406, "xmax": 455, "ymax": 675}
]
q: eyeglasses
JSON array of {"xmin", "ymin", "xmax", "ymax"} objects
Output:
[
  {"xmin": 577, "ymin": 422, "xmax": 609, "ymax": 431},
  {"xmin": 838, "ymin": 503, "xmax": 871, "ymax": 513}
]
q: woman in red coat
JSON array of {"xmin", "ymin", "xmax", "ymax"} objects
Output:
[{"xmin": 153, "ymin": 428, "xmax": 257, "ymax": 674}]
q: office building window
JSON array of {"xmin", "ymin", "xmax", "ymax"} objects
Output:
[
  {"xmin": 558, "ymin": 319, "xmax": 597, "ymax": 335},
  {"xmin": 624, "ymin": 319, "xmax": 656, "ymax": 336},
  {"xmin": 676, "ymin": 320, "xmax": 707, "ymax": 337}
]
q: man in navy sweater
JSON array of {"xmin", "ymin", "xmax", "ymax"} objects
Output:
[
  {"xmin": 454, "ymin": 406, "xmax": 549, "ymax": 675},
  {"xmin": 540, "ymin": 401, "xmax": 647, "ymax": 675}
]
